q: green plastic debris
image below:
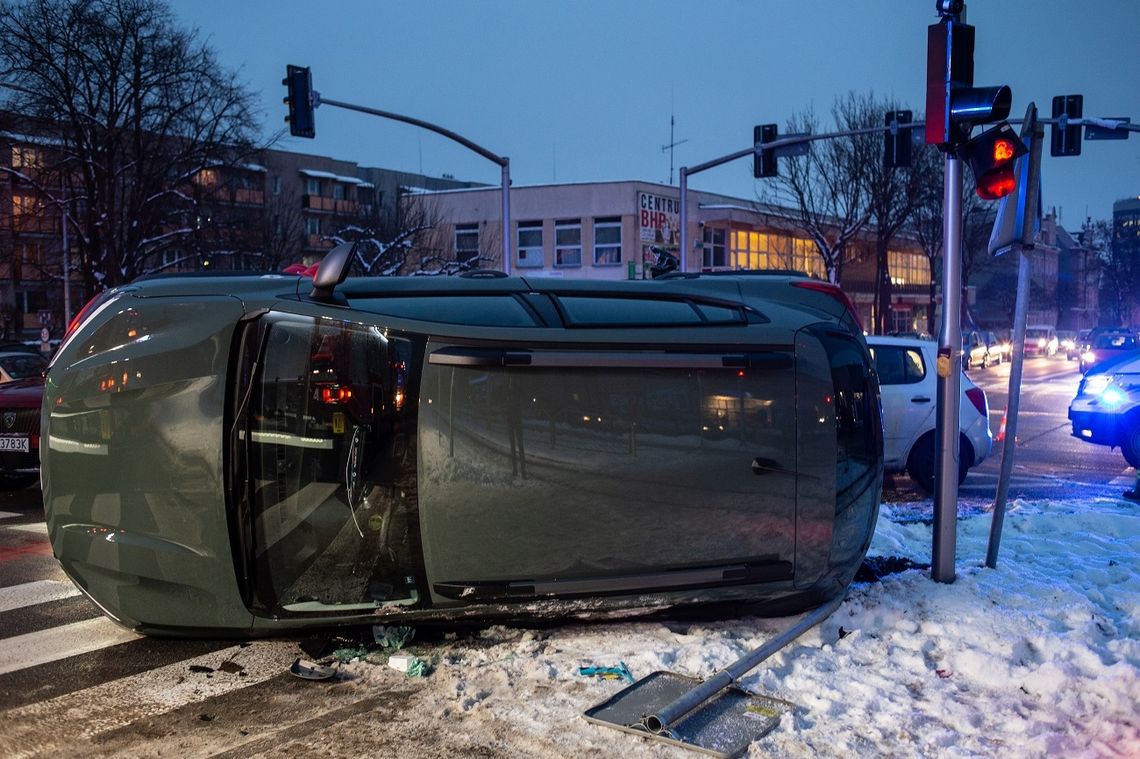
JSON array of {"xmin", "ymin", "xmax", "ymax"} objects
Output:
[
  {"xmin": 373, "ymin": 625, "xmax": 415, "ymax": 651},
  {"xmin": 330, "ymin": 646, "xmax": 370, "ymax": 662}
]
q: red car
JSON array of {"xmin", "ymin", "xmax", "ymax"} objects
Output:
[{"xmin": 0, "ymin": 376, "xmax": 44, "ymax": 488}]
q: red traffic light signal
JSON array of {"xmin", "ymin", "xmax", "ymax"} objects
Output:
[{"xmin": 961, "ymin": 122, "xmax": 1027, "ymax": 200}]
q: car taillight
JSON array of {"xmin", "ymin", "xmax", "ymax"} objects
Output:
[
  {"xmin": 965, "ymin": 387, "xmax": 987, "ymax": 417},
  {"xmin": 791, "ymin": 280, "xmax": 862, "ymax": 331}
]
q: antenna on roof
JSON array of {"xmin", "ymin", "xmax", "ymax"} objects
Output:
[
  {"xmin": 310, "ymin": 241, "xmax": 356, "ymax": 301},
  {"xmin": 661, "ymin": 90, "xmax": 688, "ymax": 185}
]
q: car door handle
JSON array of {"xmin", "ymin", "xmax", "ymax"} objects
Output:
[{"xmin": 910, "ymin": 396, "xmax": 932, "ymax": 404}]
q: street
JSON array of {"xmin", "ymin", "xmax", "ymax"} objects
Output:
[{"xmin": 0, "ymin": 353, "xmax": 1135, "ymax": 757}]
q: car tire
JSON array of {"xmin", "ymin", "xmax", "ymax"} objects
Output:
[
  {"xmin": 906, "ymin": 433, "xmax": 971, "ymax": 494},
  {"xmin": 1123, "ymin": 417, "xmax": 1140, "ymax": 470}
]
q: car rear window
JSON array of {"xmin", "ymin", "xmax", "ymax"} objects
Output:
[{"xmin": 1094, "ymin": 334, "xmax": 1135, "ymax": 349}]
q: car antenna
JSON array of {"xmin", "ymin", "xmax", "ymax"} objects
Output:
[{"xmin": 309, "ymin": 241, "xmax": 357, "ymax": 301}]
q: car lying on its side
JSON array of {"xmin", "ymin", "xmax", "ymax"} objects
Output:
[
  {"xmin": 0, "ymin": 376, "xmax": 44, "ymax": 488},
  {"xmin": 1068, "ymin": 350, "xmax": 1140, "ymax": 468},
  {"xmin": 41, "ymin": 255, "xmax": 884, "ymax": 636},
  {"xmin": 867, "ymin": 335, "xmax": 992, "ymax": 492}
]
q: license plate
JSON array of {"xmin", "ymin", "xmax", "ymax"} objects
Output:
[{"xmin": 0, "ymin": 437, "xmax": 29, "ymax": 453}]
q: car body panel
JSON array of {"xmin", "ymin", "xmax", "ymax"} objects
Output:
[
  {"xmin": 1068, "ymin": 350, "xmax": 1140, "ymax": 466},
  {"xmin": 867, "ymin": 336, "xmax": 992, "ymax": 475},
  {"xmin": 43, "ymin": 273, "xmax": 883, "ymax": 635}
]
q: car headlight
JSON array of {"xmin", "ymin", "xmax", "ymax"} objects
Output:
[
  {"xmin": 1081, "ymin": 350, "xmax": 1096, "ymax": 363},
  {"xmin": 1100, "ymin": 386, "xmax": 1128, "ymax": 407},
  {"xmin": 1082, "ymin": 375, "xmax": 1111, "ymax": 396},
  {"xmin": 1037, "ymin": 338, "xmax": 1046, "ymax": 348},
  {"xmin": 1061, "ymin": 339, "xmax": 1075, "ymax": 350}
]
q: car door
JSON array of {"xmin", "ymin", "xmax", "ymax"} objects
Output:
[{"xmin": 869, "ymin": 342, "xmax": 933, "ymax": 469}]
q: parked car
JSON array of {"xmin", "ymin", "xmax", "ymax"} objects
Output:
[
  {"xmin": 1024, "ymin": 325, "xmax": 1059, "ymax": 357},
  {"xmin": 983, "ymin": 330, "xmax": 1008, "ymax": 365},
  {"xmin": 1079, "ymin": 329, "xmax": 1137, "ymax": 374},
  {"xmin": 1068, "ymin": 350, "xmax": 1140, "ymax": 468},
  {"xmin": 0, "ymin": 351, "xmax": 47, "ymax": 383},
  {"xmin": 867, "ymin": 335, "xmax": 992, "ymax": 493},
  {"xmin": 41, "ymin": 258, "xmax": 884, "ymax": 635},
  {"xmin": 962, "ymin": 330, "xmax": 990, "ymax": 370},
  {"xmin": 0, "ymin": 376, "xmax": 44, "ymax": 488},
  {"xmin": 1066, "ymin": 329, "xmax": 1091, "ymax": 361}
]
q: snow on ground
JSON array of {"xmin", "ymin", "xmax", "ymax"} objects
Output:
[{"xmin": 336, "ymin": 494, "xmax": 1140, "ymax": 758}]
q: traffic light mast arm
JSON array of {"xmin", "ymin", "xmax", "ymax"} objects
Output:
[{"xmin": 318, "ymin": 97, "xmax": 508, "ymax": 168}]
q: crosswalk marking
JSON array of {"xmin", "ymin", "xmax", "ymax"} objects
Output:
[
  {"xmin": 7, "ymin": 523, "xmax": 47, "ymax": 535},
  {"xmin": 0, "ymin": 640, "xmax": 298, "ymax": 755},
  {"xmin": 0, "ymin": 617, "xmax": 138, "ymax": 676},
  {"xmin": 0, "ymin": 580, "xmax": 81, "ymax": 614}
]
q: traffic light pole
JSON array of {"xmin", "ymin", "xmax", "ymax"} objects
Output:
[
  {"xmin": 932, "ymin": 153, "xmax": 964, "ymax": 584},
  {"xmin": 986, "ymin": 106, "xmax": 1044, "ymax": 568},
  {"xmin": 317, "ymin": 97, "xmax": 513, "ymax": 275}
]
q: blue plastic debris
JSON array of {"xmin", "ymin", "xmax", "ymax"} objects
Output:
[{"xmin": 578, "ymin": 661, "xmax": 634, "ymax": 684}]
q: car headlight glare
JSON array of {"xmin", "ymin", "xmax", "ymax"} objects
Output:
[
  {"xmin": 1100, "ymin": 386, "xmax": 1127, "ymax": 407},
  {"xmin": 1082, "ymin": 375, "xmax": 1111, "ymax": 396},
  {"xmin": 1081, "ymin": 351, "xmax": 1096, "ymax": 363},
  {"xmin": 1037, "ymin": 338, "xmax": 1046, "ymax": 348}
]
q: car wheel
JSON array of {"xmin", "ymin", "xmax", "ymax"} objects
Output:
[
  {"xmin": 906, "ymin": 433, "xmax": 970, "ymax": 494},
  {"xmin": 1123, "ymin": 418, "xmax": 1140, "ymax": 470}
]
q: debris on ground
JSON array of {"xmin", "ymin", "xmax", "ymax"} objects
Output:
[
  {"xmin": 289, "ymin": 658, "xmax": 338, "ymax": 681},
  {"xmin": 578, "ymin": 661, "xmax": 634, "ymax": 683}
]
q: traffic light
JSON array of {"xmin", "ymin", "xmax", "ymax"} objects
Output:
[
  {"xmin": 283, "ymin": 65, "xmax": 316, "ymax": 138},
  {"xmin": 753, "ymin": 124, "xmax": 777, "ymax": 178},
  {"xmin": 925, "ymin": 17, "xmax": 1011, "ymax": 149},
  {"xmin": 961, "ymin": 122, "xmax": 1027, "ymax": 200},
  {"xmin": 884, "ymin": 110, "xmax": 913, "ymax": 168},
  {"xmin": 1050, "ymin": 94, "xmax": 1083, "ymax": 156}
]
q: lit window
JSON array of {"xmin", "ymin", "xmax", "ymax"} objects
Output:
[
  {"xmin": 11, "ymin": 146, "xmax": 41, "ymax": 170},
  {"xmin": 555, "ymin": 219, "xmax": 581, "ymax": 267},
  {"xmin": 195, "ymin": 168, "xmax": 218, "ymax": 187},
  {"xmin": 593, "ymin": 217, "xmax": 621, "ymax": 266}
]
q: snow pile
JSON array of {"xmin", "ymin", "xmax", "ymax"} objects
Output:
[{"xmin": 339, "ymin": 496, "xmax": 1140, "ymax": 757}]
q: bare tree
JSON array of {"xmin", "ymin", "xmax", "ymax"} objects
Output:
[
  {"xmin": 1091, "ymin": 217, "xmax": 1138, "ymax": 326},
  {"xmin": 847, "ymin": 93, "xmax": 931, "ymax": 335},
  {"xmin": 758, "ymin": 104, "xmax": 870, "ymax": 284},
  {"xmin": 0, "ymin": 0, "xmax": 261, "ymax": 296},
  {"xmin": 910, "ymin": 144, "xmax": 945, "ymax": 335}
]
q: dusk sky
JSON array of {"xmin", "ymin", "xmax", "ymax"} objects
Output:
[{"xmin": 172, "ymin": 0, "xmax": 1139, "ymax": 226}]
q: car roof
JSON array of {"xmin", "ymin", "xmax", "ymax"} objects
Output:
[{"xmin": 866, "ymin": 335, "xmax": 935, "ymax": 347}]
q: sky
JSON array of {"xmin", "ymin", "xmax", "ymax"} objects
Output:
[{"xmin": 169, "ymin": 0, "xmax": 1140, "ymax": 227}]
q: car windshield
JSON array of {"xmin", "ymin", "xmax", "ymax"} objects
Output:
[
  {"xmin": 0, "ymin": 354, "xmax": 47, "ymax": 379},
  {"xmin": 1026, "ymin": 329, "xmax": 1050, "ymax": 339},
  {"xmin": 1094, "ymin": 334, "xmax": 1135, "ymax": 349}
]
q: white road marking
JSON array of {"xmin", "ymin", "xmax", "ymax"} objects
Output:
[
  {"xmin": 0, "ymin": 511, "xmax": 20, "ymax": 520},
  {"xmin": 0, "ymin": 617, "xmax": 138, "ymax": 676},
  {"xmin": 0, "ymin": 580, "xmax": 81, "ymax": 614},
  {"xmin": 7, "ymin": 522, "xmax": 48, "ymax": 535},
  {"xmin": 0, "ymin": 639, "xmax": 300, "ymax": 756}
]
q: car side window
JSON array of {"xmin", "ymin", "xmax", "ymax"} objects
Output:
[{"xmin": 871, "ymin": 346, "xmax": 926, "ymax": 386}]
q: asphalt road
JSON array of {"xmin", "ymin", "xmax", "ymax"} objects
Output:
[{"xmin": 0, "ymin": 355, "xmax": 1134, "ymax": 757}]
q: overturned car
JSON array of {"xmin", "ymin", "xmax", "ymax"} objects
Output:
[{"xmin": 42, "ymin": 251, "xmax": 882, "ymax": 636}]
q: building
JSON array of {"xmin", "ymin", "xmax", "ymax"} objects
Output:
[{"xmin": 407, "ymin": 180, "xmax": 933, "ymax": 332}]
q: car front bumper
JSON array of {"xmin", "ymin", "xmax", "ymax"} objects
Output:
[{"xmin": 1068, "ymin": 404, "xmax": 1125, "ymax": 447}]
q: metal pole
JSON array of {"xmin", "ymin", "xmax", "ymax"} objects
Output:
[
  {"xmin": 932, "ymin": 153, "xmax": 963, "ymax": 584},
  {"xmin": 987, "ymin": 109, "xmax": 1043, "ymax": 568},
  {"xmin": 679, "ymin": 166, "xmax": 688, "ymax": 273},
  {"xmin": 501, "ymin": 160, "xmax": 511, "ymax": 275},
  {"xmin": 60, "ymin": 175, "xmax": 71, "ymax": 325}
]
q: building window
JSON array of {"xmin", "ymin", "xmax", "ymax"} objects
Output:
[
  {"xmin": 306, "ymin": 178, "xmax": 320, "ymax": 195},
  {"xmin": 555, "ymin": 219, "xmax": 582, "ymax": 267},
  {"xmin": 194, "ymin": 168, "xmax": 218, "ymax": 187},
  {"xmin": 11, "ymin": 146, "xmax": 42, "ymax": 170},
  {"xmin": 702, "ymin": 227, "xmax": 727, "ymax": 269},
  {"xmin": 304, "ymin": 217, "xmax": 321, "ymax": 236},
  {"xmin": 271, "ymin": 175, "xmax": 282, "ymax": 195},
  {"xmin": 887, "ymin": 250, "xmax": 931, "ymax": 287},
  {"xmin": 517, "ymin": 221, "xmax": 544, "ymax": 268},
  {"xmin": 593, "ymin": 217, "xmax": 622, "ymax": 266},
  {"xmin": 456, "ymin": 223, "xmax": 479, "ymax": 264},
  {"xmin": 332, "ymin": 184, "xmax": 345, "ymax": 201},
  {"xmin": 20, "ymin": 242, "xmax": 43, "ymax": 267}
]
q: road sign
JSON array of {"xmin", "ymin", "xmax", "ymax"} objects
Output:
[{"xmin": 1085, "ymin": 117, "xmax": 1130, "ymax": 140}]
